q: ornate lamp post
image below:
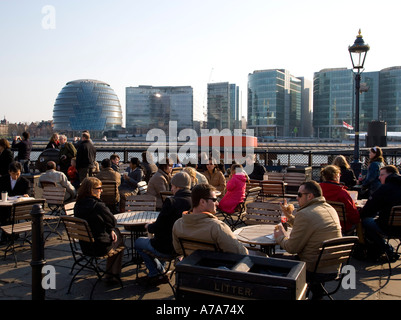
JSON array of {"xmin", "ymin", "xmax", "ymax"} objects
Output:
[{"xmin": 348, "ymin": 29, "xmax": 370, "ymax": 177}]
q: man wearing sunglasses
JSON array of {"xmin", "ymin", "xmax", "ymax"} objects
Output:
[
  {"xmin": 172, "ymin": 184, "xmax": 248, "ymax": 255},
  {"xmin": 274, "ymin": 181, "xmax": 342, "ymax": 299}
]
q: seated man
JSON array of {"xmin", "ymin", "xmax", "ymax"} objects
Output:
[
  {"xmin": 274, "ymin": 181, "xmax": 342, "ymax": 300},
  {"xmin": 118, "ymin": 157, "xmax": 144, "ymax": 212},
  {"xmin": 360, "ymin": 165, "xmax": 401, "ymax": 262},
  {"xmin": 38, "ymin": 161, "xmax": 76, "ymax": 202},
  {"xmin": 110, "ymin": 154, "xmax": 120, "ymax": 173},
  {"xmin": 0, "ymin": 162, "xmax": 30, "ymax": 242},
  {"xmin": 172, "ymin": 183, "xmax": 248, "ymax": 256},
  {"xmin": 96, "ymin": 158, "xmax": 121, "ymax": 214},
  {"xmin": 135, "ymin": 172, "xmax": 192, "ymax": 286}
]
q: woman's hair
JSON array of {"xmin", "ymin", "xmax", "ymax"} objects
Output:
[
  {"xmin": 183, "ymin": 167, "xmax": 198, "ymax": 185},
  {"xmin": 230, "ymin": 163, "xmax": 249, "ymax": 183},
  {"xmin": 49, "ymin": 133, "xmax": 59, "ymax": 142},
  {"xmin": 332, "ymin": 155, "xmax": 350, "ymax": 169},
  {"xmin": 370, "ymin": 146, "xmax": 385, "ymax": 164},
  {"xmin": 320, "ymin": 165, "xmax": 341, "ymax": 182},
  {"xmin": 0, "ymin": 138, "xmax": 10, "ymax": 149},
  {"xmin": 77, "ymin": 177, "xmax": 102, "ymax": 201}
]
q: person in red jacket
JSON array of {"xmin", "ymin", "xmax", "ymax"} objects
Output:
[
  {"xmin": 218, "ymin": 164, "xmax": 249, "ymax": 214},
  {"xmin": 320, "ymin": 165, "xmax": 360, "ymax": 234}
]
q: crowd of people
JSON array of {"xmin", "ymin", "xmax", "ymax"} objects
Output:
[{"xmin": 1, "ymin": 131, "xmax": 401, "ymax": 297}]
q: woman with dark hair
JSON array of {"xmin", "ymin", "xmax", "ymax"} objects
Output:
[
  {"xmin": 147, "ymin": 157, "xmax": 173, "ymax": 210},
  {"xmin": 204, "ymin": 158, "xmax": 226, "ymax": 195},
  {"xmin": 218, "ymin": 164, "xmax": 249, "ymax": 214},
  {"xmin": 74, "ymin": 177, "xmax": 124, "ymax": 278},
  {"xmin": 360, "ymin": 146, "xmax": 385, "ymax": 196},
  {"xmin": 0, "ymin": 138, "xmax": 13, "ymax": 177}
]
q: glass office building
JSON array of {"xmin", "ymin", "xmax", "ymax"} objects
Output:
[
  {"xmin": 207, "ymin": 82, "xmax": 239, "ymax": 131},
  {"xmin": 379, "ymin": 67, "xmax": 401, "ymax": 132},
  {"xmin": 248, "ymin": 69, "xmax": 301, "ymax": 138},
  {"xmin": 53, "ymin": 79, "xmax": 123, "ymax": 134},
  {"xmin": 313, "ymin": 68, "xmax": 354, "ymax": 139},
  {"xmin": 126, "ymin": 86, "xmax": 193, "ymax": 135}
]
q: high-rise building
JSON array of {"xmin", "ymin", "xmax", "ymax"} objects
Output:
[
  {"xmin": 247, "ymin": 69, "xmax": 302, "ymax": 138},
  {"xmin": 52, "ymin": 79, "xmax": 123, "ymax": 137},
  {"xmin": 207, "ymin": 82, "xmax": 239, "ymax": 131},
  {"xmin": 126, "ymin": 85, "xmax": 193, "ymax": 135},
  {"xmin": 313, "ymin": 66, "xmax": 401, "ymax": 139}
]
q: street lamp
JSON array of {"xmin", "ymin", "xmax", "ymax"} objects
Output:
[{"xmin": 348, "ymin": 29, "xmax": 370, "ymax": 177}]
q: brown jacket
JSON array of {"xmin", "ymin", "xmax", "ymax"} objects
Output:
[
  {"xmin": 204, "ymin": 170, "xmax": 226, "ymax": 194},
  {"xmin": 147, "ymin": 169, "xmax": 171, "ymax": 209},
  {"xmin": 96, "ymin": 167, "xmax": 121, "ymax": 202}
]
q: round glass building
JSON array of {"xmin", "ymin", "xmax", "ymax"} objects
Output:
[{"xmin": 53, "ymin": 79, "xmax": 123, "ymax": 133}]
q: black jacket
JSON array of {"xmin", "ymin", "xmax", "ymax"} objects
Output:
[
  {"xmin": 360, "ymin": 173, "xmax": 401, "ymax": 229},
  {"xmin": 0, "ymin": 148, "xmax": 14, "ymax": 177},
  {"xmin": 339, "ymin": 166, "xmax": 357, "ymax": 188},
  {"xmin": 248, "ymin": 162, "xmax": 267, "ymax": 180},
  {"xmin": 0, "ymin": 174, "xmax": 30, "ymax": 196},
  {"xmin": 12, "ymin": 139, "xmax": 32, "ymax": 161},
  {"xmin": 148, "ymin": 189, "xmax": 192, "ymax": 255},
  {"xmin": 76, "ymin": 140, "xmax": 96, "ymax": 169},
  {"xmin": 74, "ymin": 196, "xmax": 116, "ymax": 256}
]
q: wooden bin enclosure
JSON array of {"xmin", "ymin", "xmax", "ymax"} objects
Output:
[{"xmin": 175, "ymin": 250, "xmax": 307, "ymax": 300}]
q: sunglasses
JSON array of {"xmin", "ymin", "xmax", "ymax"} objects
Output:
[
  {"xmin": 297, "ymin": 192, "xmax": 310, "ymax": 198},
  {"xmin": 93, "ymin": 187, "xmax": 103, "ymax": 190},
  {"xmin": 205, "ymin": 197, "xmax": 218, "ymax": 202}
]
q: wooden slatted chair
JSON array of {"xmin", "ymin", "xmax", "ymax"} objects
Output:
[
  {"xmin": 1, "ymin": 199, "xmax": 46, "ymax": 267},
  {"xmin": 99, "ymin": 180, "xmax": 119, "ymax": 214},
  {"xmin": 178, "ymin": 237, "xmax": 221, "ymax": 257},
  {"xmin": 246, "ymin": 179, "xmax": 261, "ymax": 193},
  {"xmin": 42, "ymin": 185, "xmax": 67, "ymax": 239},
  {"xmin": 306, "ymin": 236, "xmax": 358, "ymax": 300},
  {"xmin": 266, "ymin": 172, "xmax": 285, "ymax": 182},
  {"xmin": 61, "ymin": 216, "xmax": 125, "ymax": 299},
  {"xmin": 327, "ymin": 201, "xmax": 347, "ymax": 234},
  {"xmin": 218, "ymin": 187, "xmax": 262, "ymax": 231},
  {"xmin": 385, "ymin": 205, "xmax": 401, "ymax": 274},
  {"xmin": 259, "ymin": 180, "xmax": 286, "ymax": 202},
  {"xmin": 243, "ymin": 201, "xmax": 282, "ymax": 225},
  {"xmin": 284, "ymin": 172, "xmax": 307, "ymax": 196}
]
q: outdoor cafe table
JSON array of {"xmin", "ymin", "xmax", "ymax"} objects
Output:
[
  {"xmin": 234, "ymin": 224, "xmax": 280, "ymax": 256},
  {"xmin": 114, "ymin": 211, "xmax": 159, "ymax": 264},
  {"xmin": 0, "ymin": 196, "xmax": 37, "ymax": 207}
]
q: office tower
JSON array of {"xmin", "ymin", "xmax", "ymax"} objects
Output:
[
  {"xmin": 247, "ymin": 69, "xmax": 302, "ymax": 138},
  {"xmin": 379, "ymin": 67, "xmax": 401, "ymax": 132},
  {"xmin": 53, "ymin": 79, "xmax": 123, "ymax": 135},
  {"xmin": 126, "ymin": 85, "xmax": 193, "ymax": 135},
  {"xmin": 207, "ymin": 82, "xmax": 239, "ymax": 131}
]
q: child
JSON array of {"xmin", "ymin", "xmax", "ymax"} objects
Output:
[{"xmin": 67, "ymin": 157, "xmax": 80, "ymax": 189}]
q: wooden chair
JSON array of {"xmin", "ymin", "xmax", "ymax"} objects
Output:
[
  {"xmin": 1, "ymin": 199, "xmax": 46, "ymax": 267},
  {"xmin": 61, "ymin": 216, "xmax": 125, "ymax": 299},
  {"xmin": 385, "ymin": 205, "xmax": 401, "ymax": 274},
  {"xmin": 178, "ymin": 237, "xmax": 220, "ymax": 257},
  {"xmin": 125, "ymin": 194, "xmax": 157, "ymax": 212},
  {"xmin": 218, "ymin": 187, "xmax": 262, "ymax": 231},
  {"xmin": 171, "ymin": 167, "xmax": 183, "ymax": 177},
  {"xmin": 42, "ymin": 185, "xmax": 67, "ymax": 240},
  {"xmin": 243, "ymin": 201, "xmax": 282, "ymax": 225},
  {"xmin": 259, "ymin": 180, "xmax": 286, "ymax": 202},
  {"xmin": 306, "ymin": 236, "xmax": 358, "ymax": 300},
  {"xmin": 100, "ymin": 180, "xmax": 119, "ymax": 214},
  {"xmin": 284, "ymin": 172, "xmax": 307, "ymax": 196},
  {"xmin": 246, "ymin": 179, "xmax": 261, "ymax": 192},
  {"xmin": 327, "ymin": 201, "xmax": 347, "ymax": 232},
  {"xmin": 266, "ymin": 172, "xmax": 284, "ymax": 182}
]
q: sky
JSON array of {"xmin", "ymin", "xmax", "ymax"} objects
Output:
[{"xmin": 1, "ymin": 0, "xmax": 401, "ymax": 125}]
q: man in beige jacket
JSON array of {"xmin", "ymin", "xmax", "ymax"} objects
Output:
[
  {"xmin": 172, "ymin": 184, "xmax": 248, "ymax": 255},
  {"xmin": 274, "ymin": 180, "xmax": 342, "ymax": 299}
]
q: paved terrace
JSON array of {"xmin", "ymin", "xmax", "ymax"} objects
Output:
[{"xmin": 0, "ymin": 229, "xmax": 400, "ymax": 301}]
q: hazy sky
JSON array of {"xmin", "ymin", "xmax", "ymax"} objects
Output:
[{"xmin": 1, "ymin": 0, "xmax": 400, "ymax": 125}]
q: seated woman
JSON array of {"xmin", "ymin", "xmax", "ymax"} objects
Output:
[
  {"xmin": 218, "ymin": 164, "xmax": 249, "ymax": 214},
  {"xmin": 204, "ymin": 158, "xmax": 226, "ymax": 195},
  {"xmin": 74, "ymin": 177, "xmax": 124, "ymax": 279},
  {"xmin": 320, "ymin": 165, "xmax": 360, "ymax": 234},
  {"xmin": 332, "ymin": 155, "xmax": 357, "ymax": 188}
]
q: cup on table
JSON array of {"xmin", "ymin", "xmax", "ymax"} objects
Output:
[{"xmin": 1, "ymin": 192, "xmax": 8, "ymax": 202}]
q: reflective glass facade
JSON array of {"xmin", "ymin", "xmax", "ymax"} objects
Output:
[
  {"xmin": 313, "ymin": 69, "xmax": 354, "ymax": 139},
  {"xmin": 248, "ymin": 69, "xmax": 301, "ymax": 138},
  {"xmin": 379, "ymin": 67, "xmax": 401, "ymax": 132},
  {"xmin": 207, "ymin": 82, "xmax": 239, "ymax": 131},
  {"xmin": 126, "ymin": 86, "xmax": 193, "ymax": 134},
  {"xmin": 53, "ymin": 79, "xmax": 122, "ymax": 132}
]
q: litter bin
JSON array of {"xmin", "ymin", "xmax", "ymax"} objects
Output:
[{"xmin": 175, "ymin": 250, "xmax": 307, "ymax": 300}]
